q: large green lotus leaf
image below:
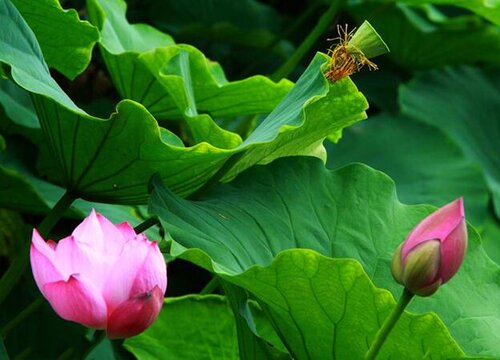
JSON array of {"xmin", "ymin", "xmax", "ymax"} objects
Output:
[
  {"xmin": 349, "ymin": 4, "xmax": 500, "ymax": 70},
  {"xmin": 0, "ymin": 79, "xmax": 39, "ymax": 131},
  {"xmin": 11, "ymin": 0, "xmax": 98, "ymax": 79},
  {"xmin": 220, "ymin": 281, "xmax": 289, "ymax": 360},
  {"xmin": 233, "ymin": 250, "xmax": 464, "ymax": 359},
  {"xmin": 0, "ymin": 143, "xmax": 61, "ymax": 214},
  {"xmin": 326, "ymin": 113, "xmax": 489, "ymax": 224},
  {"xmin": 479, "ymin": 214, "xmax": 500, "ymax": 265},
  {"xmin": 87, "ymin": 0, "xmax": 292, "ymax": 125},
  {"xmin": 31, "ymin": 55, "xmax": 366, "ymax": 202},
  {"xmin": 362, "ymin": 0, "xmax": 500, "ymax": 25},
  {"xmin": 124, "ymin": 295, "xmax": 288, "ymax": 360},
  {"xmin": 149, "ymin": 157, "xmax": 500, "ymax": 357},
  {"xmin": 111, "ymin": 47, "xmax": 244, "ymax": 148},
  {"xmin": 398, "ymin": 0, "xmax": 500, "ymax": 25},
  {"xmin": 0, "ymin": 0, "xmax": 78, "ymax": 112},
  {"xmin": 400, "ymin": 67, "xmax": 500, "ymax": 220},
  {"xmin": 125, "ymin": 295, "xmax": 240, "ymax": 360},
  {"xmin": 0, "ymin": 0, "xmax": 367, "ymax": 203},
  {"xmin": 0, "ymin": 140, "xmax": 160, "ymax": 239},
  {"xmin": 349, "ymin": 58, "xmax": 405, "ymax": 114},
  {"xmin": 125, "ymin": 275, "xmax": 462, "ymax": 360}
]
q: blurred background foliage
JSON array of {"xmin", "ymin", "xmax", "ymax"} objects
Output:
[{"xmin": 0, "ymin": 0, "xmax": 499, "ymax": 358}]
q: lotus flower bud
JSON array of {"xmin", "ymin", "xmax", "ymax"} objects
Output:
[
  {"xmin": 30, "ymin": 210, "xmax": 167, "ymax": 338},
  {"xmin": 391, "ymin": 198, "xmax": 467, "ymax": 296}
]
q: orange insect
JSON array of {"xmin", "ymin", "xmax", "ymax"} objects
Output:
[{"xmin": 324, "ymin": 25, "xmax": 378, "ymax": 82}]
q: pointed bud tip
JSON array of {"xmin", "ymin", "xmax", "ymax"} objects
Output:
[{"xmin": 392, "ymin": 198, "xmax": 467, "ymax": 297}]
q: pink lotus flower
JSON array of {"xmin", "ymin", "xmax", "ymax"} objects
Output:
[
  {"xmin": 30, "ymin": 210, "xmax": 167, "ymax": 338},
  {"xmin": 391, "ymin": 198, "xmax": 467, "ymax": 296}
]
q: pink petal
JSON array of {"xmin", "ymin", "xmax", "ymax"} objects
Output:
[
  {"xmin": 101, "ymin": 237, "xmax": 151, "ymax": 311},
  {"xmin": 30, "ymin": 230, "xmax": 65, "ymax": 294},
  {"xmin": 116, "ymin": 222, "xmax": 137, "ymax": 240},
  {"xmin": 402, "ymin": 198, "xmax": 464, "ymax": 258},
  {"xmin": 130, "ymin": 241, "xmax": 167, "ymax": 296},
  {"xmin": 439, "ymin": 218, "xmax": 467, "ymax": 282},
  {"xmin": 106, "ymin": 286, "xmax": 164, "ymax": 339},
  {"xmin": 72, "ymin": 210, "xmax": 127, "ymax": 259},
  {"xmin": 32, "ymin": 229, "xmax": 55, "ymax": 259},
  {"xmin": 42, "ymin": 274, "xmax": 107, "ymax": 329},
  {"xmin": 52, "ymin": 235, "xmax": 110, "ymax": 289}
]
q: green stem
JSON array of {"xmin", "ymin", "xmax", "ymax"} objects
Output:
[
  {"xmin": 0, "ymin": 191, "xmax": 76, "ymax": 305},
  {"xmin": 365, "ymin": 288, "xmax": 414, "ymax": 360},
  {"xmin": 271, "ymin": 0, "xmax": 344, "ymax": 82},
  {"xmin": 37, "ymin": 191, "xmax": 75, "ymax": 237},
  {"xmin": 0, "ymin": 298, "xmax": 43, "ymax": 338},
  {"xmin": 134, "ymin": 216, "xmax": 159, "ymax": 234},
  {"xmin": 200, "ymin": 276, "xmax": 220, "ymax": 295}
]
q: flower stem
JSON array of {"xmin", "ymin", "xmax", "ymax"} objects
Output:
[
  {"xmin": 271, "ymin": 0, "xmax": 344, "ymax": 82},
  {"xmin": 0, "ymin": 191, "xmax": 76, "ymax": 305},
  {"xmin": 365, "ymin": 288, "xmax": 414, "ymax": 360}
]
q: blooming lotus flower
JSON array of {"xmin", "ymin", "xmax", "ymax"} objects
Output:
[
  {"xmin": 30, "ymin": 210, "xmax": 167, "ymax": 338},
  {"xmin": 391, "ymin": 198, "xmax": 467, "ymax": 296}
]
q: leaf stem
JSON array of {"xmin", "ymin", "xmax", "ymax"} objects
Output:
[
  {"xmin": 200, "ymin": 276, "xmax": 220, "ymax": 295},
  {"xmin": 365, "ymin": 288, "xmax": 414, "ymax": 360},
  {"xmin": 271, "ymin": 0, "xmax": 344, "ymax": 81},
  {"xmin": 37, "ymin": 191, "xmax": 76, "ymax": 237},
  {"xmin": 0, "ymin": 191, "xmax": 76, "ymax": 305},
  {"xmin": 134, "ymin": 216, "xmax": 159, "ymax": 234}
]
